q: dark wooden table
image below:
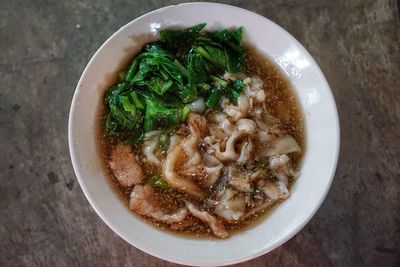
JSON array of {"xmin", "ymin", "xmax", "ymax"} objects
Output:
[{"xmin": 1, "ymin": 0, "xmax": 399, "ymax": 266}]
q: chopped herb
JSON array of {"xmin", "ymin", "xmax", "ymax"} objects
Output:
[
  {"xmin": 251, "ymin": 188, "xmax": 262, "ymax": 196},
  {"xmin": 148, "ymin": 175, "xmax": 170, "ymax": 190}
]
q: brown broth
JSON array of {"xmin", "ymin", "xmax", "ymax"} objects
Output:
[
  {"xmin": 98, "ymin": 45, "xmax": 305, "ymax": 238},
  {"xmin": 244, "ymin": 45, "xmax": 305, "ymax": 169}
]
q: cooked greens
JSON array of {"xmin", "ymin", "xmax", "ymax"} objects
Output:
[
  {"xmin": 104, "ymin": 24, "xmax": 247, "ymax": 141},
  {"xmin": 148, "ymin": 175, "xmax": 171, "ymax": 190}
]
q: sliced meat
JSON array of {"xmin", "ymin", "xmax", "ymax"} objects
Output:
[
  {"xmin": 109, "ymin": 143, "xmax": 144, "ymax": 187},
  {"xmin": 129, "ymin": 184, "xmax": 188, "ymax": 223},
  {"xmin": 186, "ymin": 202, "xmax": 229, "ymax": 238},
  {"xmin": 169, "ymin": 216, "xmax": 197, "ymax": 231}
]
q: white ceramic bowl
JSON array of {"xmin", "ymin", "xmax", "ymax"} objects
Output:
[{"xmin": 69, "ymin": 3, "xmax": 340, "ymax": 266}]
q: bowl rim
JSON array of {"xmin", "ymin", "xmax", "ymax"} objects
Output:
[{"xmin": 68, "ymin": 2, "xmax": 340, "ymax": 266}]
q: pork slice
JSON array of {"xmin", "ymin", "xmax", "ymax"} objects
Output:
[{"xmin": 109, "ymin": 144, "xmax": 144, "ymax": 187}]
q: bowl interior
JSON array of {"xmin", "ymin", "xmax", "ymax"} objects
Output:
[{"xmin": 69, "ymin": 3, "xmax": 339, "ymax": 266}]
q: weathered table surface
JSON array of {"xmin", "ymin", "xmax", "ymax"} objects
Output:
[{"xmin": 1, "ymin": 0, "xmax": 399, "ymax": 266}]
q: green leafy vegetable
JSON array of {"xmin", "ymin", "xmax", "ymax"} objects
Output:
[
  {"xmin": 227, "ymin": 79, "xmax": 246, "ymax": 103},
  {"xmin": 210, "ymin": 75, "xmax": 228, "ymax": 88},
  {"xmin": 105, "ymin": 113, "xmax": 119, "ymax": 135},
  {"xmin": 104, "ymin": 82, "xmax": 144, "ymax": 138},
  {"xmin": 146, "ymin": 76, "xmax": 174, "ymax": 95},
  {"xmin": 213, "ymin": 27, "xmax": 244, "ymax": 51},
  {"xmin": 129, "ymin": 91, "xmax": 144, "ymax": 109},
  {"xmin": 119, "ymin": 95, "xmax": 136, "ymax": 113},
  {"xmin": 181, "ymin": 106, "xmax": 191, "ymax": 121},
  {"xmin": 193, "ymin": 46, "xmax": 226, "ymax": 69},
  {"xmin": 205, "ymin": 89, "xmax": 223, "ymax": 109},
  {"xmin": 104, "ymin": 24, "xmax": 248, "ymax": 142},
  {"xmin": 177, "ymin": 83, "xmax": 198, "ymax": 103},
  {"xmin": 124, "ymin": 56, "xmax": 140, "ymax": 82},
  {"xmin": 159, "ymin": 23, "xmax": 206, "ymax": 44},
  {"xmin": 187, "ymin": 53, "xmax": 213, "ymax": 84},
  {"xmin": 143, "ymin": 97, "xmax": 183, "ymax": 132},
  {"xmin": 213, "ymin": 27, "xmax": 245, "ymax": 72}
]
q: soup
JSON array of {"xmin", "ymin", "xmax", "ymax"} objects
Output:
[{"xmin": 99, "ymin": 24, "xmax": 305, "ymax": 238}]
